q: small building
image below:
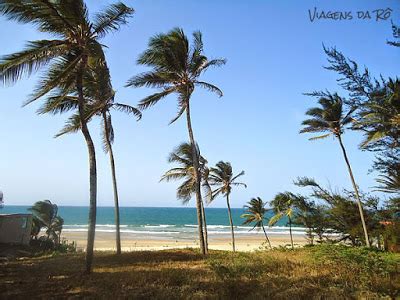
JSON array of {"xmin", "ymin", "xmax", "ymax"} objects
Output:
[{"xmin": 0, "ymin": 214, "xmax": 33, "ymax": 245}]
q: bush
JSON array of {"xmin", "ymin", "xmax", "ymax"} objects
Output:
[
  {"xmin": 29, "ymin": 237, "xmax": 76, "ymax": 255},
  {"xmin": 310, "ymin": 244, "xmax": 399, "ymax": 274}
]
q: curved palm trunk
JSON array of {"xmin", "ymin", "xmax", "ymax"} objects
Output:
[
  {"xmin": 102, "ymin": 112, "xmax": 121, "ymax": 255},
  {"xmin": 200, "ymin": 199, "xmax": 208, "ymax": 251},
  {"xmin": 288, "ymin": 216, "xmax": 294, "ymax": 250},
  {"xmin": 185, "ymin": 101, "xmax": 206, "ymax": 255},
  {"xmin": 261, "ymin": 221, "xmax": 272, "ymax": 249},
  {"xmin": 337, "ymin": 135, "xmax": 370, "ymax": 247},
  {"xmin": 77, "ymin": 63, "xmax": 97, "ymax": 273},
  {"xmin": 226, "ymin": 193, "xmax": 235, "ymax": 252}
]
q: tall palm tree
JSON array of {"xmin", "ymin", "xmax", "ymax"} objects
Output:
[
  {"xmin": 241, "ymin": 197, "xmax": 272, "ymax": 249},
  {"xmin": 29, "ymin": 200, "xmax": 64, "ymax": 245},
  {"xmin": 39, "ymin": 62, "xmax": 141, "ymax": 255},
  {"xmin": 0, "ymin": 0, "xmax": 134, "ymax": 272},
  {"xmin": 208, "ymin": 161, "xmax": 246, "ymax": 252},
  {"xmin": 269, "ymin": 192, "xmax": 298, "ymax": 250},
  {"xmin": 160, "ymin": 142, "xmax": 210, "ymax": 249},
  {"xmin": 300, "ymin": 94, "xmax": 371, "ymax": 247},
  {"xmin": 126, "ymin": 28, "xmax": 226, "ymax": 254}
]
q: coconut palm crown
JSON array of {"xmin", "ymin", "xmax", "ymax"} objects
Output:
[
  {"xmin": 161, "ymin": 142, "xmax": 208, "ymax": 204},
  {"xmin": 300, "ymin": 93, "xmax": 354, "ymax": 140},
  {"xmin": 207, "ymin": 161, "xmax": 247, "ymax": 201},
  {"xmin": 241, "ymin": 197, "xmax": 272, "ymax": 248},
  {"xmin": 126, "ymin": 28, "xmax": 226, "ymax": 123},
  {"xmin": 269, "ymin": 192, "xmax": 300, "ymax": 249}
]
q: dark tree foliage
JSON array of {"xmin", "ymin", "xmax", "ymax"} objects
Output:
[
  {"xmin": 294, "ymin": 177, "xmax": 381, "ymax": 246},
  {"xmin": 388, "ymin": 21, "xmax": 400, "ymax": 48},
  {"xmin": 292, "ymin": 198, "xmax": 328, "ymax": 244}
]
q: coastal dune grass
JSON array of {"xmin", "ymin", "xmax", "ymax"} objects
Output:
[{"xmin": 1, "ymin": 245, "xmax": 399, "ymax": 299}]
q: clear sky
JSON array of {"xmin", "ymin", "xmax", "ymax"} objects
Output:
[{"xmin": 0, "ymin": 1, "xmax": 399, "ymax": 208}]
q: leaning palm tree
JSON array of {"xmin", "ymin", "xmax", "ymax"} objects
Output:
[
  {"xmin": 29, "ymin": 200, "xmax": 64, "ymax": 245},
  {"xmin": 208, "ymin": 161, "xmax": 246, "ymax": 252},
  {"xmin": 241, "ymin": 197, "xmax": 272, "ymax": 249},
  {"xmin": 300, "ymin": 93, "xmax": 371, "ymax": 247},
  {"xmin": 126, "ymin": 28, "xmax": 226, "ymax": 254},
  {"xmin": 160, "ymin": 142, "xmax": 210, "ymax": 249},
  {"xmin": 0, "ymin": 1, "xmax": 134, "ymax": 272},
  {"xmin": 39, "ymin": 62, "xmax": 141, "ymax": 255},
  {"xmin": 269, "ymin": 192, "xmax": 298, "ymax": 250}
]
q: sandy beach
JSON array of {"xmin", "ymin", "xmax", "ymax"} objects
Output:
[{"xmin": 61, "ymin": 231, "xmax": 308, "ymax": 252}]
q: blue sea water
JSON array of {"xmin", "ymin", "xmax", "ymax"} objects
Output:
[{"xmin": 1, "ymin": 206, "xmax": 306, "ymax": 239}]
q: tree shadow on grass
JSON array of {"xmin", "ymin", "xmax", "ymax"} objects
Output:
[{"xmin": 93, "ymin": 248, "xmax": 204, "ymax": 268}]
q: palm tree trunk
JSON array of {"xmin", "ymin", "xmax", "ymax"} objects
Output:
[
  {"xmin": 226, "ymin": 193, "xmax": 236, "ymax": 252},
  {"xmin": 185, "ymin": 101, "xmax": 206, "ymax": 255},
  {"xmin": 261, "ymin": 221, "xmax": 272, "ymax": 249},
  {"xmin": 77, "ymin": 61, "xmax": 97, "ymax": 273},
  {"xmin": 200, "ymin": 199, "xmax": 208, "ymax": 251},
  {"xmin": 288, "ymin": 215, "xmax": 294, "ymax": 250},
  {"xmin": 337, "ymin": 135, "xmax": 370, "ymax": 247},
  {"xmin": 102, "ymin": 112, "xmax": 121, "ymax": 255}
]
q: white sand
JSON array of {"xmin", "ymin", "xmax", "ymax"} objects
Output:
[{"xmin": 61, "ymin": 231, "xmax": 308, "ymax": 252}]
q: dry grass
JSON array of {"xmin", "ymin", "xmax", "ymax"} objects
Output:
[{"xmin": 0, "ymin": 246, "xmax": 399, "ymax": 299}]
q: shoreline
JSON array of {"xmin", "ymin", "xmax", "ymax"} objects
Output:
[{"xmin": 61, "ymin": 231, "xmax": 308, "ymax": 252}]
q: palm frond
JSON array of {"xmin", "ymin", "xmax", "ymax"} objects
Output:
[
  {"xmin": 268, "ymin": 212, "xmax": 283, "ymax": 226},
  {"xmin": 101, "ymin": 113, "xmax": 114, "ymax": 152},
  {"xmin": 25, "ymin": 54, "xmax": 82, "ymax": 105},
  {"xmin": 125, "ymin": 71, "xmax": 175, "ymax": 88},
  {"xmin": 37, "ymin": 94, "xmax": 78, "ymax": 115},
  {"xmin": 309, "ymin": 133, "xmax": 331, "ymax": 141},
  {"xmin": 195, "ymin": 81, "xmax": 223, "ymax": 97},
  {"xmin": 0, "ymin": 40, "xmax": 67, "ymax": 85},
  {"xmin": 169, "ymin": 105, "xmax": 186, "ymax": 125},
  {"xmin": 113, "ymin": 103, "xmax": 142, "ymax": 120},
  {"xmin": 54, "ymin": 113, "xmax": 82, "ymax": 137},
  {"xmin": 137, "ymin": 88, "xmax": 175, "ymax": 110},
  {"xmin": 92, "ymin": 2, "xmax": 134, "ymax": 38}
]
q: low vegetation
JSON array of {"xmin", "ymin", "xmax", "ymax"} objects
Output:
[{"xmin": 1, "ymin": 246, "xmax": 399, "ymax": 299}]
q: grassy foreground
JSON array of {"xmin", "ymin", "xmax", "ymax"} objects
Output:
[{"xmin": 1, "ymin": 245, "xmax": 399, "ymax": 299}]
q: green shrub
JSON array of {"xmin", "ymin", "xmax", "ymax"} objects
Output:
[{"xmin": 310, "ymin": 244, "xmax": 399, "ymax": 274}]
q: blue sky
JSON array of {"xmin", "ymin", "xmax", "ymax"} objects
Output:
[{"xmin": 0, "ymin": 1, "xmax": 399, "ymax": 208}]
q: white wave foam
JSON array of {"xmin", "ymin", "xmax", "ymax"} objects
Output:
[
  {"xmin": 63, "ymin": 228, "xmax": 178, "ymax": 235},
  {"xmin": 64, "ymin": 224, "xmax": 128, "ymax": 228},
  {"xmin": 143, "ymin": 224, "xmax": 175, "ymax": 228}
]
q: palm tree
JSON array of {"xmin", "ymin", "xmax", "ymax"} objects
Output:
[
  {"xmin": 269, "ymin": 192, "xmax": 298, "ymax": 250},
  {"xmin": 29, "ymin": 200, "xmax": 64, "ymax": 245},
  {"xmin": 160, "ymin": 142, "xmax": 210, "ymax": 249},
  {"xmin": 300, "ymin": 93, "xmax": 371, "ymax": 247},
  {"xmin": 39, "ymin": 62, "xmax": 141, "ymax": 255},
  {"xmin": 241, "ymin": 197, "xmax": 272, "ymax": 249},
  {"xmin": 208, "ymin": 161, "xmax": 246, "ymax": 252},
  {"xmin": 0, "ymin": 1, "xmax": 134, "ymax": 272},
  {"xmin": 126, "ymin": 28, "xmax": 226, "ymax": 254}
]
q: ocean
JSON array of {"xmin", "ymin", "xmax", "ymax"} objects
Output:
[{"xmin": 1, "ymin": 206, "xmax": 306, "ymax": 239}]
